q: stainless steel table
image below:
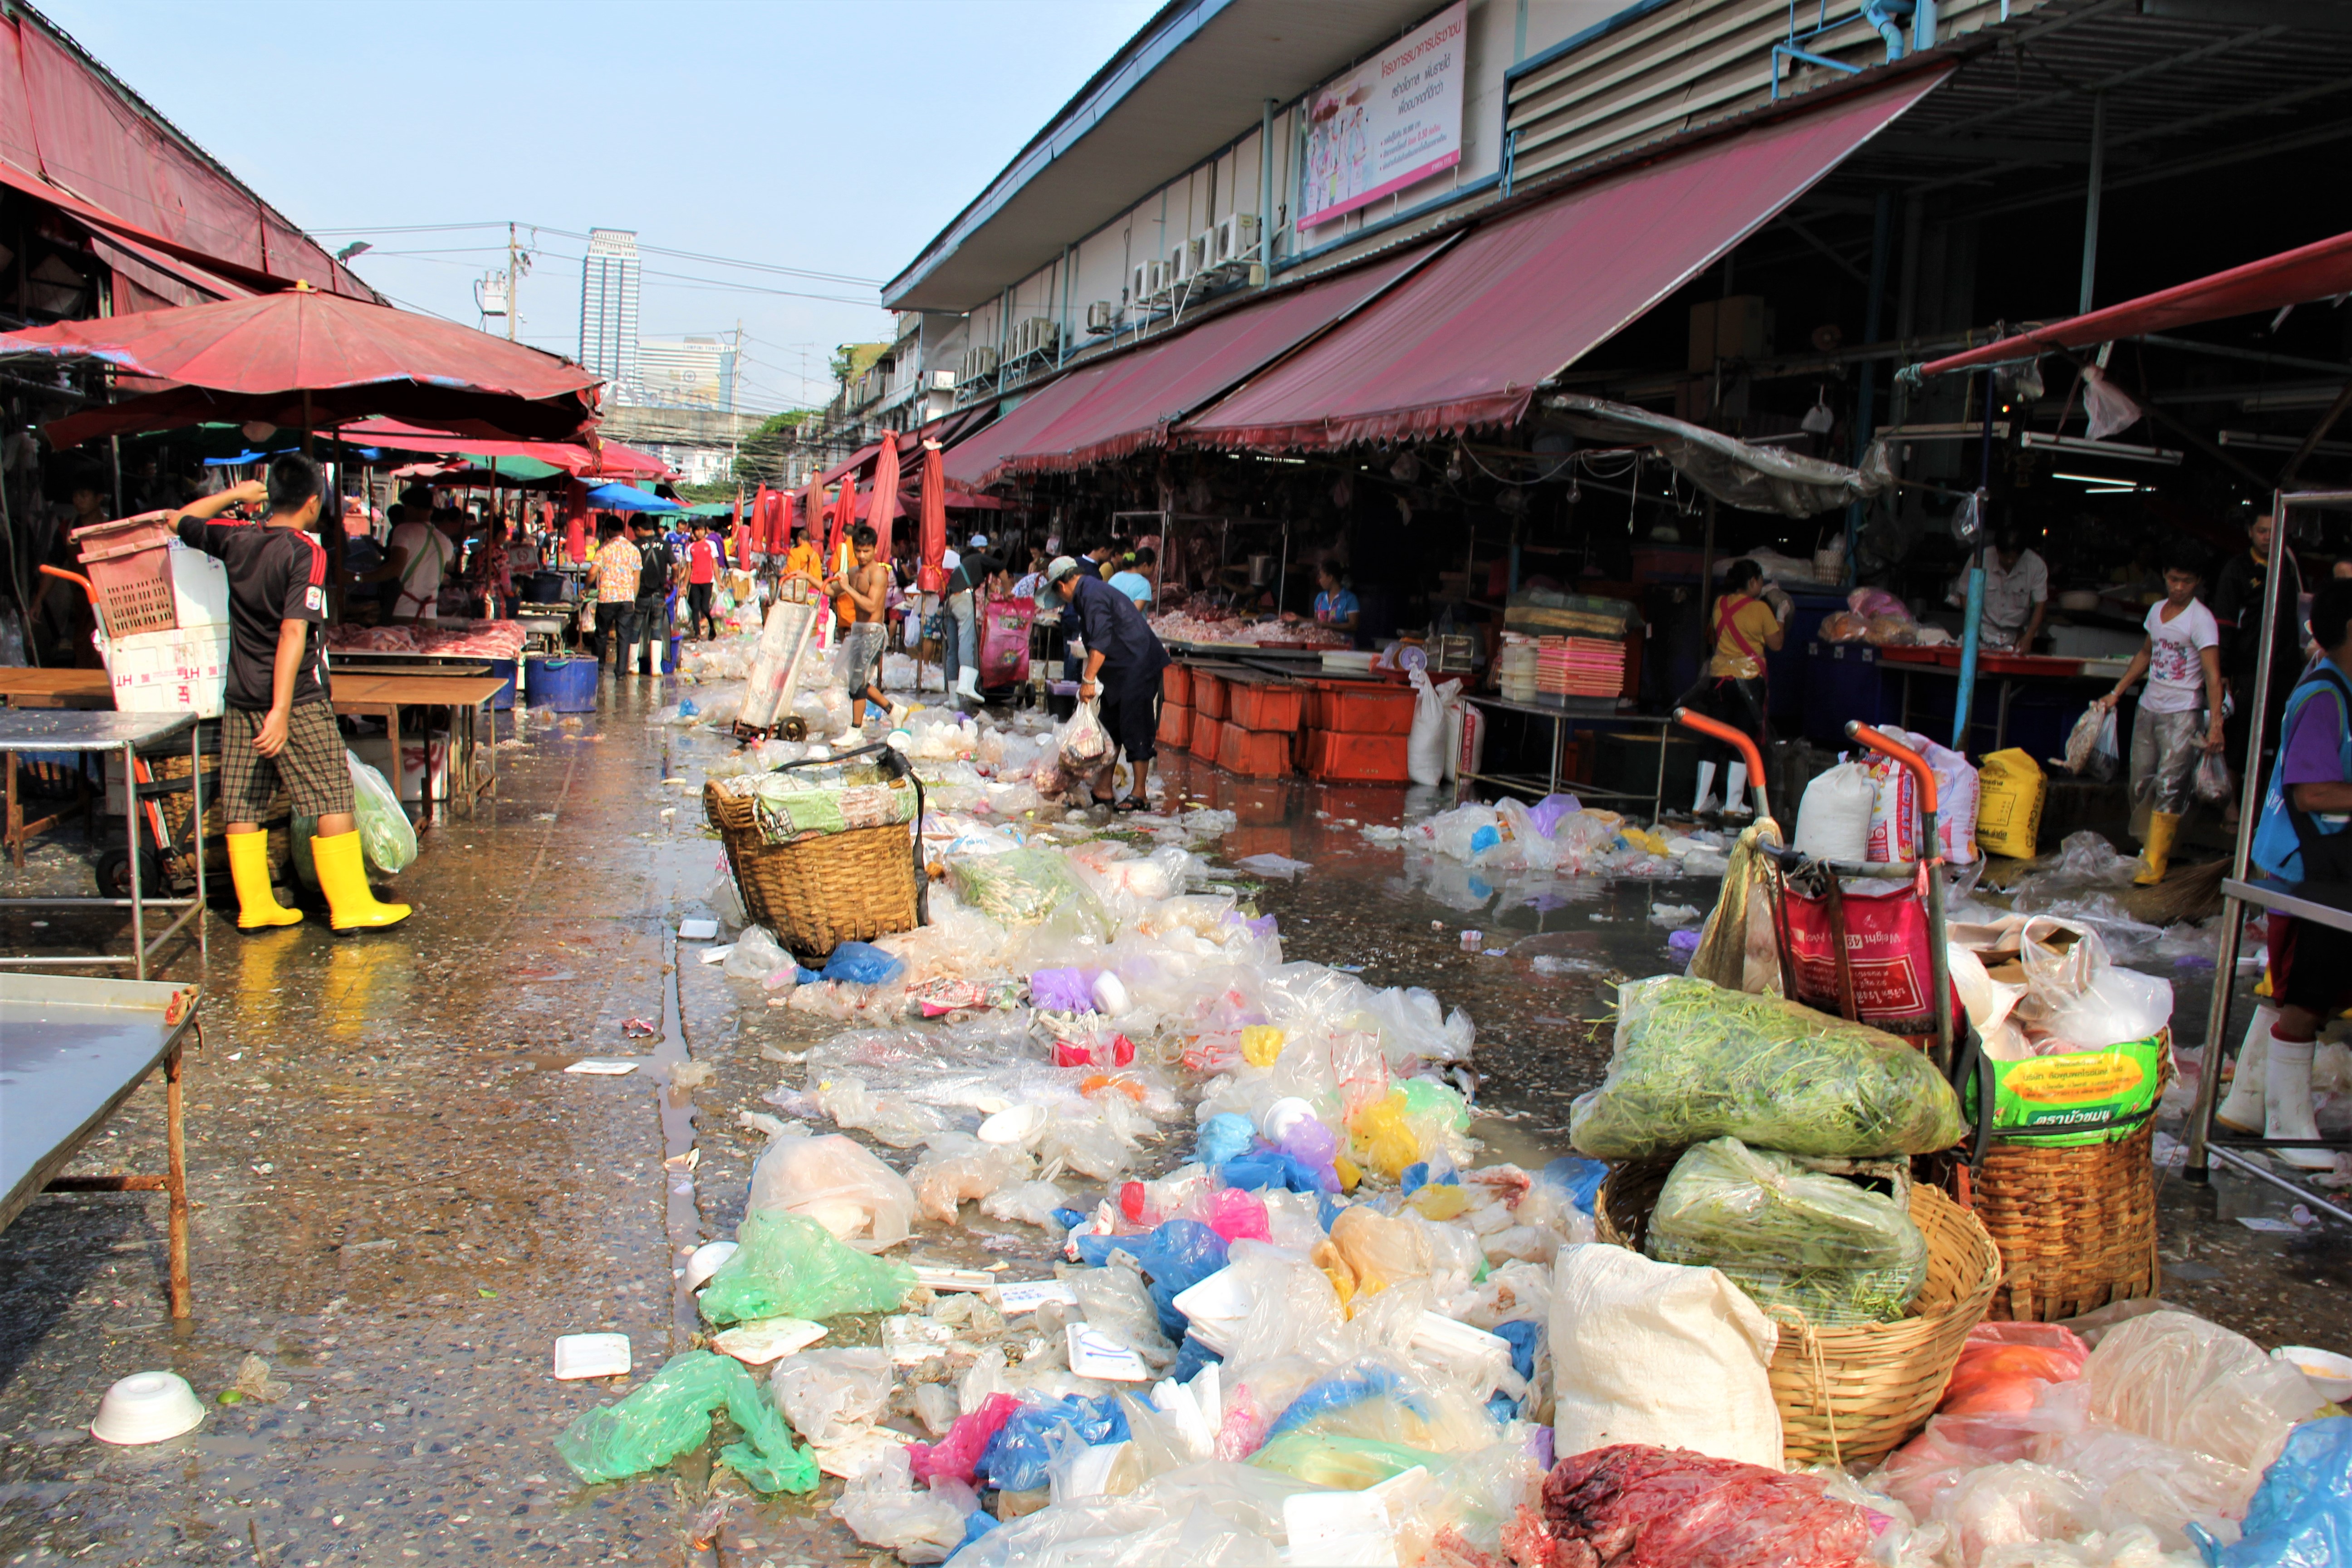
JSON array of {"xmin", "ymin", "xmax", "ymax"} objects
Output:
[
  {"xmin": 1461, "ymin": 694, "xmax": 1678, "ymax": 824},
  {"xmin": 0, "ymin": 710, "xmax": 206, "ymax": 979},
  {"xmin": 0, "ymin": 973, "xmax": 201, "ymax": 1316}
]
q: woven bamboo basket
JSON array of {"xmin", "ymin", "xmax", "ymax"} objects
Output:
[
  {"xmin": 1598, "ymin": 1161, "xmax": 2002, "ymax": 1467},
  {"xmin": 1968, "ymin": 1121, "xmax": 2161, "ymax": 1323},
  {"xmin": 703, "ymin": 776, "xmax": 920, "ymax": 957}
]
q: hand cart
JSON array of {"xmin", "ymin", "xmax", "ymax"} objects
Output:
[{"xmin": 733, "ymin": 582, "xmax": 824, "ymax": 744}]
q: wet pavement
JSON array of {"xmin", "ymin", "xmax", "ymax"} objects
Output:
[{"xmin": 3, "ymin": 676, "xmax": 2351, "ymax": 1565}]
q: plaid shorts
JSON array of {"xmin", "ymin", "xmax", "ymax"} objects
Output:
[{"xmin": 220, "ymin": 701, "xmax": 354, "ymax": 821}]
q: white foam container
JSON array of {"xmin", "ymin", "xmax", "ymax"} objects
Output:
[
  {"xmin": 90, "ymin": 1371, "xmax": 206, "ymax": 1444},
  {"xmin": 683, "ymin": 1240, "xmax": 738, "ymax": 1289},
  {"xmin": 552, "ymin": 1333, "xmax": 632, "ymax": 1380},
  {"xmin": 2276, "ymin": 1345, "xmax": 2352, "ymax": 1401}
]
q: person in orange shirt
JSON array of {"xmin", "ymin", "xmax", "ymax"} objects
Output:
[
  {"xmin": 1679, "ymin": 558, "xmax": 1785, "ymax": 818},
  {"xmin": 783, "ymin": 524, "xmax": 825, "ymax": 596}
]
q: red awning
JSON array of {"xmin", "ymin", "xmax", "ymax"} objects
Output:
[
  {"xmin": 1916, "ymin": 229, "xmax": 2352, "ymax": 378},
  {"xmin": 990, "ymin": 244, "xmax": 1439, "ymax": 479},
  {"xmin": 941, "ymin": 371, "xmax": 1108, "ymax": 488},
  {"xmin": 1180, "ymin": 70, "xmax": 1949, "ymax": 451}
]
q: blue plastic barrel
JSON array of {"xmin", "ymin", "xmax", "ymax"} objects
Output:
[
  {"xmin": 526, "ymin": 654, "xmax": 598, "ymax": 712},
  {"xmin": 485, "ymin": 657, "xmax": 517, "ymax": 711}
]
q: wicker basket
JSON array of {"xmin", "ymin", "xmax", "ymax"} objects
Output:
[
  {"xmin": 1968, "ymin": 1122, "xmax": 2161, "ymax": 1323},
  {"xmin": 1598, "ymin": 1161, "xmax": 2002, "ymax": 1467},
  {"xmin": 703, "ymin": 770, "xmax": 921, "ymax": 958}
]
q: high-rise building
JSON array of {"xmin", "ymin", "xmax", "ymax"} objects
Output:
[
  {"xmin": 635, "ymin": 336, "xmax": 737, "ymax": 411},
  {"xmin": 578, "ymin": 228, "xmax": 640, "ymax": 397}
]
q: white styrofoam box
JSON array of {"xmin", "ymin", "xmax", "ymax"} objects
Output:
[
  {"xmin": 103, "ymin": 624, "xmax": 229, "ymax": 718},
  {"xmin": 352, "ymin": 733, "xmax": 449, "ymax": 805},
  {"xmin": 166, "ymin": 544, "xmax": 230, "ymax": 628}
]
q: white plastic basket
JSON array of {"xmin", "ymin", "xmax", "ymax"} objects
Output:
[{"xmin": 97, "ymin": 624, "xmax": 231, "ymax": 718}]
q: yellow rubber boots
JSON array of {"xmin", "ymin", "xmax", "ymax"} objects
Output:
[
  {"xmin": 311, "ymin": 829, "xmax": 411, "ymax": 932},
  {"xmin": 2134, "ymin": 810, "xmax": 2181, "ymax": 885},
  {"xmin": 226, "ymin": 829, "xmax": 301, "ymax": 929}
]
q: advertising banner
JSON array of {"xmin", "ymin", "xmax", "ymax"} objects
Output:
[{"xmin": 1298, "ymin": 0, "xmax": 1467, "ymax": 231}]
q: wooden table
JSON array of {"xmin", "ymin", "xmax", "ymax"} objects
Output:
[
  {"xmin": 0, "ymin": 669, "xmax": 115, "ymax": 863},
  {"xmin": 330, "ymin": 672, "xmax": 503, "ymax": 820}
]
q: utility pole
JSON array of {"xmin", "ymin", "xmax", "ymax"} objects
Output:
[
  {"xmin": 505, "ymin": 223, "xmax": 520, "ymax": 341},
  {"xmin": 730, "ymin": 319, "xmax": 743, "ymax": 487}
]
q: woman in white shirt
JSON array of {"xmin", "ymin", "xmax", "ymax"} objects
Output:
[{"xmin": 2093, "ymin": 543, "xmax": 2227, "ymax": 884}]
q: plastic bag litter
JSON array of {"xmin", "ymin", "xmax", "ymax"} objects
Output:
[
  {"xmin": 2067, "ymin": 703, "xmax": 2123, "ymax": 780},
  {"xmin": 1570, "ymin": 975, "xmax": 1969, "ymax": 1160},
  {"xmin": 1541, "ymin": 1444, "xmax": 1874, "ymax": 1566},
  {"xmin": 348, "ymin": 750, "xmax": 417, "ymax": 873},
  {"xmin": 816, "ymin": 1076, "xmax": 952, "ymax": 1148},
  {"xmin": 2017, "ymin": 921, "xmax": 2173, "ymax": 1051},
  {"xmin": 701, "ymin": 869, "xmax": 749, "ymax": 931},
  {"xmin": 554, "ymin": 1348, "xmax": 816, "ymax": 1493},
  {"xmin": 1550, "ymin": 1244, "xmax": 1783, "ymax": 1469},
  {"xmin": 1644, "ymin": 1137, "xmax": 1927, "ymax": 1325},
  {"xmin": 980, "ymin": 1179, "xmax": 1069, "ymax": 1229},
  {"xmin": 907, "ymin": 1132, "xmax": 1032, "ymax": 1223},
  {"xmin": 2081, "ymin": 1310, "xmax": 2323, "ymax": 1480},
  {"xmin": 745, "ymin": 1132, "xmax": 918, "ymax": 1248},
  {"xmin": 769, "ymin": 1346, "xmax": 893, "ymax": 1447},
  {"xmin": 2195, "ymin": 751, "xmax": 2235, "ymax": 807},
  {"xmin": 981, "ymin": 1393, "xmax": 1132, "ymax": 1490},
  {"xmin": 724, "ymin": 924, "xmax": 793, "ymax": 983},
  {"xmin": 697, "ymin": 1210, "xmax": 916, "ymax": 1324},
  {"xmin": 1690, "ymin": 822, "xmax": 1788, "ymax": 997},
  {"xmin": 1941, "ymin": 1322, "xmax": 2090, "ymax": 1416},
  {"xmin": 832, "ymin": 1446, "xmax": 972, "ymax": 1563},
  {"xmin": 1058, "ymin": 698, "xmax": 1113, "ymax": 770},
  {"xmin": 951, "ymin": 847, "xmax": 1104, "ymax": 930},
  {"xmin": 818, "ymin": 941, "xmax": 904, "ymax": 986}
]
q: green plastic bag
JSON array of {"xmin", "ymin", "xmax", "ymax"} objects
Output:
[
  {"xmin": 554, "ymin": 1349, "xmax": 815, "ymax": 1492},
  {"xmin": 1570, "ymin": 975, "xmax": 1967, "ymax": 1160},
  {"xmin": 949, "ymin": 847, "xmax": 1100, "ymax": 930},
  {"xmin": 1644, "ymin": 1137, "xmax": 1928, "ymax": 1325},
  {"xmin": 698, "ymin": 1210, "xmax": 915, "ymax": 1325},
  {"xmin": 347, "ymin": 750, "xmax": 417, "ymax": 874}
]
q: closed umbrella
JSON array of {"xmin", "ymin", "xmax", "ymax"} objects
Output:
[
  {"xmin": 0, "ymin": 283, "xmax": 601, "ymax": 446},
  {"xmin": 917, "ymin": 439, "xmax": 948, "ymax": 594},
  {"xmin": 563, "ymin": 480, "xmax": 589, "ymax": 564},
  {"xmin": 868, "ymin": 436, "xmax": 902, "ymax": 562}
]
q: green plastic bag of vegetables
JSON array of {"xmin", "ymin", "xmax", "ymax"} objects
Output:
[
  {"xmin": 1570, "ymin": 975, "xmax": 1967, "ymax": 1159},
  {"xmin": 1644, "ymin": 1137, "xmax": 1928, "ymax": 1325},
  {"xmin": 697, "ymin": 1210, "xmax": 915, "ymax": 1324},
  {"xmin": 346, "ymin": 750, "xmax": 417, "ymax": 874},
  {"xmin": 554, "ymin": 1349, "xmax": 816, "ymax": 1492}
]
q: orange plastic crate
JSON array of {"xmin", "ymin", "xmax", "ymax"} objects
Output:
[
  {"xmin": 1162, "ymin": 664, "xmax": 1192, "ymax": 705},
  {"xmin": 1157, "ymin": 701, "xmax": 1191, "ymax": 750},
  {"xmin": 1313, "ymin": 680, "xmax": 1416, "ymax": 736},
  {"xmin": 1191, "ymin": 671, "xmax": 1228, "ymax": 721},
  {"xmin": 1304, "ymin": 729, "xmax": 1411, "ymax": 783},
  {"xmin": 1188, "ymin": 712, "xmax": 1222, "ymax": 760},
  {"xmin": 1225, "ymin": 677, "xmax": 1306, "ymax": 732},
  {"xmin": 1217, "ymin": 720, "xmax": 1294, "ymax": 778}
]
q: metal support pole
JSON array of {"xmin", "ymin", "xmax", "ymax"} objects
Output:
[
  {"xmin": 2188, "ymin": 485, "xmax": 2293, "ymax": 1179},
  {"xmin": 1848, "ymin": 191, "xmax": 1894, "ymax": 587},
  {"xmin": 123, "ymin": 740, "xmax": 143, "ymax": 980},
  {"xmin": 1951, "ymin": 373, "xmax": 1996, "ymax": 749},
  {"xmin": 1261, "ymin": 99, "xmax": 1277, "ymax": 282},
  {"xmin": 2079, "ymin": 93, "xmax": 2107, "ymax": 315}
]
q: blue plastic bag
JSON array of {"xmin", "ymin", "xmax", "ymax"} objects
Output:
[
  {"xmin": 1218, "ymin": 1148, "xmax": 1334, "ymax": 1194},
  {"xmin": 977, "ymin": 1394, "xmax": 1130, "ymax": 1491},
  {"xmin": 1541, "ymin": 1155, "xmax": 1610, "ymax": 1215},
  {"xmin": 1196, "ymin": 1113, "xmax": 1256, "ymax": 1169},
  {"xmin": 1073, "ymin": 1219, "xmax": 1228, "ymax": 1339},
  {"xmin": 2201, "ymin": 1416, "xmax": 2352, "ymax": 1567},
  {"xmin": 822, "ymin": 941, "xmax": 904, "ymax": 986}
]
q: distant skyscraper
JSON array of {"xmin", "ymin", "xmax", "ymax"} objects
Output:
[
  {"xmin": 635, "ymin": 336, "xmax": 738, "ymax": 411},
  {"xmin": 579, "ymin": 228, "xmax": 640, "ymax": 397}
]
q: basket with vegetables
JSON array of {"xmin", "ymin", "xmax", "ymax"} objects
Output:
[{"xmin": 1569, "ymin": 976, "xmax": 1968, "ymax": 1161}]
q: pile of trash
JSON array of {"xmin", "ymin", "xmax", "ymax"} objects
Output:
[{"xmin": 1379, "ymin": 794, "xmax": 1734, "ymax": 880}]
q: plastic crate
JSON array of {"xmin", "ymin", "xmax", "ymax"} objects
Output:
[
  {"xmin": 1303, "ymin": 729, "xmax": 1411, "ymax": 783},
  {"xmin": 1225, "ymin": 677, "xmax": 1305, "ymax": 732},
  {"xmin": 1162, "ymin": 664, "xmax": 1192, "ymax": 706},
  {"xmin": 1157, "ymin": 701, "xmax": 1191, "ymax": 750},
  {"xmin": 72, "ymin": 511, "xmax": 181, "ymax": 637},
  {"xmin": 1216, "ymin": 720, "xmax": 1293, "ymax": 778},
  {"xmin": 1191, "ymin": 670, "xmax": 1228, "ymax": 721},
  {"xmin": 1311, "ymin": 679, "xmax": 1416, "ymax": 735},
  {"xmin": 102, "ymin": 624, "xmax": 230, "ymax": 718},
  {"xmin": 1187, "ymin": 712, "xmax": 1221, "ymax": 760}
]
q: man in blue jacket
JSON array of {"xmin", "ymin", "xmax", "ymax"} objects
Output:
[{"xmin": 1048, "ymin": 554, "xmax": 1169, "ymax": 811}]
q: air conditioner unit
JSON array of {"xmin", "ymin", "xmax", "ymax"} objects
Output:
[
  {"xmin": 1193, "ymin": 230, "xmax": 1218, "ymax": 278},
  {"xmin": 1129, "ymin": 264, "xmax": 1150, "ymax": 307},
  {"xmin": 929, "ymin": 369, "xmax": 956, "ymax": 392},
  {"xmin": 1146, "ymin": 260, "xmax": 1168, "ymax": 299},
  {"xmin": 1216, "ymin": 213, "xmax": 1263, "ymax": 267},
  {"xmin": 1168, "ymin": 243, "xmax": 1192, "ymax": 285},
  {"xmin": 1085, "ymin": 300, "xmax": 1117, "ymax": 333}
]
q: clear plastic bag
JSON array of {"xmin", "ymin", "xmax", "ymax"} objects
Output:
[
  {"xmin": 724, "ymin": 924, "xmax": 792, "ymax": 983},
  {"xmin": 555, "ymin": 1348, "xmax": 816, "ymax": 1493},
  {"xmin": 1570, "ymin": 975, "xmax": 1969, "ymax": 1160},
  {"xmin": 907, "ymin": 1132, "xmax": 1032, "ymax": 1224},
  {"xmin": 769, "ymin": 1346, "xmax": 893, "ymax": 1447},
  {"xmin": 832, "ymin": 1446, "xmax": 972, "ymax": 1563},
  {"xmin": 951, "ymin": 847, "xmax": 1104, "ymax": 930},
  {"xmin": 1643, "ymin": 1137, "xmax": 1927, "ymax": 1325},
  {"xmin": 2018, "ymin": 921, "xmax": 2174, "ymax": 1050},
  {"xmin": 347, "ymin": 750, "xmax": 417, "ymax": 873},
  {"xmin": 1540, "ymin": 1444, "xmax": 1874, "ymax": 1565},
  {"xmin": 745, "ymin": 1132, "xmax": 918, "ymax": 1248},
  {"xmin": 2066, "ymin": 705, "xmax": 2122, "ymax": 781},
  {"xmin": 2195, "ymin": 751, "xmax": 2235, "ymax": 806},
  {"xmin": 697, "ymin": 1210, "xmax": 916, "ymax": 1324},
  {"xmin": 2080, "ymin": 1310, "xmax": 2323, "ymax": 1478},
  {"xmin": 1058, "ymin": 698, "xmax": 1113, "ymax": 770}
]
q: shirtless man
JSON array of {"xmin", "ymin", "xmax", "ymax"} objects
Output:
[{"xmin": 830, "ymin": 524, "xmax": 897, "ymax": 729}]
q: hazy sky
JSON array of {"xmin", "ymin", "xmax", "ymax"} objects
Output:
[{"xmin": 37, "ymin": 0, "xmax": 1159, "ymax": 413}]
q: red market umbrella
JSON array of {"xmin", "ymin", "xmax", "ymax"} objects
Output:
[
  {"xmin": 339, "ymin": 418, "xmax": 670, "ymax": 478},
  {"xmin": 564, "ymin": 479, "xmax": 589, "ymax": 564},
  {"xmin": 1, "ymin": 285, "xmax": 601, "ymax": 447},
  {"xmin": 774, "ymin": 490, "xmax": 797, "ymax": 555},
  {"xmin": 868, "ymin": 436, "xmax": 902, "ymax": 562},
  {"xmin": 917, "ymin": 439, "xmax": 948, "ymax": 594}
]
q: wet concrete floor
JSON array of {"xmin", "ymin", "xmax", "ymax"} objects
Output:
[{"xmin": 1, "ymin": 676, "xmax": 2348, "ymax": 1565}]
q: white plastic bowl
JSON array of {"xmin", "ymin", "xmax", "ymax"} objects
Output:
[
  {"xmin": 1256, "ymin": 1096, "xmax": 1316, "ymax": 1143},
  {"xmin": 2275, "ymin": 1345, "xmax": 2352, "ymax": 1401},
  {"xmin": 1091, "ymin": 971, "xmax": 1132, "ymax": 1017},
  {"xmin": 683, "ymin": 1240, "xmax": 738, "ymax": 1290},
  {"xmin": 90, "ymin": 1371, "xmax": 205, "ymax": 1445},
  {"xmin": 978, "ymin": 1103, "xmax": 1049, "ymax": 1146}
]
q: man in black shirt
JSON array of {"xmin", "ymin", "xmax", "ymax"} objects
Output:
[
  {"xmin": 1049, "ymin": 554, "xmax": 1171, "ymax": 810},
  {"xmin": 175, "ymin": 453, "xmax": 410, "ymax": 933},
  {"xmin": 627, "ymin": 514, "xmax": 679, "ymax": 675}
]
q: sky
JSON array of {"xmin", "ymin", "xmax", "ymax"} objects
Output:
[{"xmin": 37, "ymin": 0, "xmax": 1160, "ymax": 415}]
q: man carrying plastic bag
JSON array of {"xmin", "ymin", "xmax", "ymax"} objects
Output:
[{"xmin": 1047, "ymin": 554, "xmax": 1169, "ymax": 811}]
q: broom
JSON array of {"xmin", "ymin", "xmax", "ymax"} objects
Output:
[{"xmin": 2144, "ymin": 856, "xmax": 2229, "ymax": 924}]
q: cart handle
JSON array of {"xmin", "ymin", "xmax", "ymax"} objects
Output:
[
  {"xmin": 1844, "ymin": 721, "xmax": 1938, "ymax": 817},
  {"xmin": 1672, "ymin": 707, "xmax": 1771, "ymax": 824},
  {"xmin": 38, "ymin": 564, "xmax": 106, "ymax": 640}
]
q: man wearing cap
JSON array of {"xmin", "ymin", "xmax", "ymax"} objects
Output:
[
  {"xmin": 945, "ymin": 535, "xmax": 1004, "ymax": 704},
  {"xmin": 1049, "ymin": 554, "xmax": 1170, "ymax": 810}
]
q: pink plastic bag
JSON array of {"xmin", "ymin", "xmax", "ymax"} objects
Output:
[
  {"xmin": 906, "ymin": 1393, "xmax": 1018, "ymax": 1486},
  {"xmin": 979, "ymin": 597, "xmax": 1032, "ymax": 687}
]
